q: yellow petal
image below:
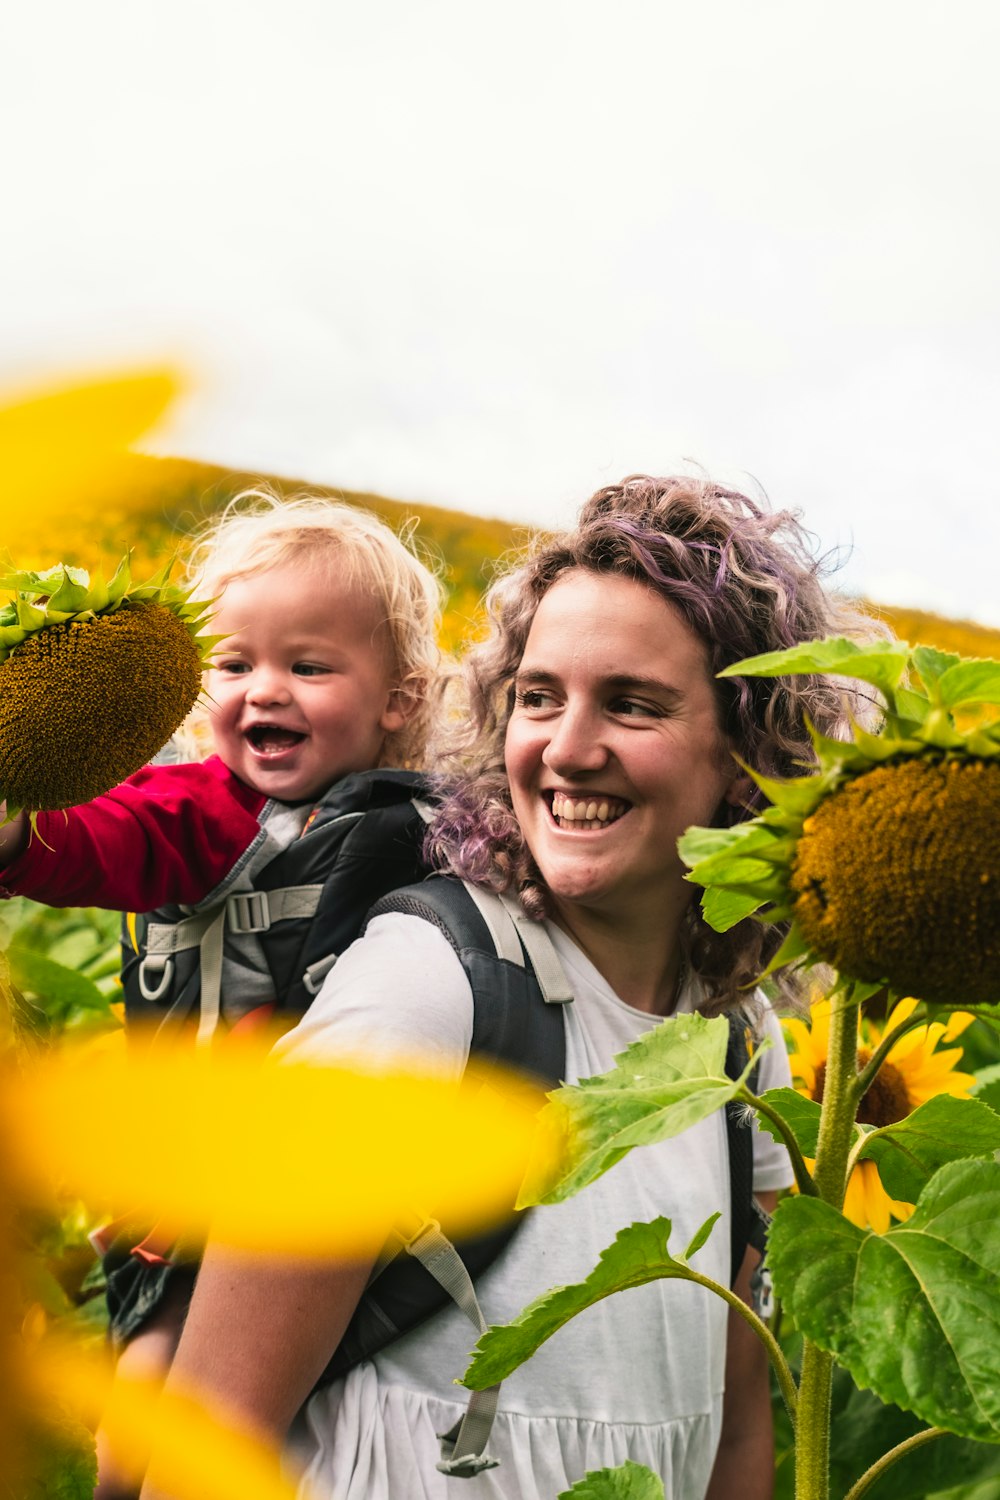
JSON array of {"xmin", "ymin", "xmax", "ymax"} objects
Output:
[
  {"xmin": 5, "ymin": 1038, "xmax": 548, "ymax": 1256},
  {"xmin": 30, "ymin": 1341, "xmax": 302, "ymax": 1500},
  {"xmin": 0, "ymin": 368, "xmax": 184, "ymax": 553}
]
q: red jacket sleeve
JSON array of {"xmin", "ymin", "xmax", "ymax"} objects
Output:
[{"xmin": 0, "ymin": 758, "xmax": 268, "ymax": 911}]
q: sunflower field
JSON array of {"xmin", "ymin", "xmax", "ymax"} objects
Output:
[{"xmin": 4, "ymin": 370, "xmax": 1000, "ymax": 1499}]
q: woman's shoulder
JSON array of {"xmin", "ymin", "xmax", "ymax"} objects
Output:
[{"xmin": 276, "ymin": 908, "xmax": 475, "ymax": 1077}]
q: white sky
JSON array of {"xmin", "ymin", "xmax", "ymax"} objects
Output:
[{"xmin": 4, "ymin": 1, "xmax": 999, "ymax": 624}]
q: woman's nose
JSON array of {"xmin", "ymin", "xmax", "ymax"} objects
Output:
[{"xmin": 541, "ymin": 704, "xmax": 608, "ymax": 777}]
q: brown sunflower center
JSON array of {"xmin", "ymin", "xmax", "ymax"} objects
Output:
[{"xmin": 811, "ymin": 1050, "xmax": 912, "ymax": 1127}]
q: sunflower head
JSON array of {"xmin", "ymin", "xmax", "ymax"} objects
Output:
[
  {"xmin": 679, "ymin": 637, "xmax": 1000, "ymax": 1010},
  {"xmin": 0, "ymin": 556, "xmax": 214, "ymax": 814},
  {"xmin": 784, "ymin": 993, "xmax": 976, "ymax": 1230}
]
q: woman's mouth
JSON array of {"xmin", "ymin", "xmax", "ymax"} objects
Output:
[
  {"xmin": 548, "ymin": 791, "xmax": 629, "ymax": 830},
  {"xmin": 245, "ymin": 724, "xmax": 307, "ymax": 757}
]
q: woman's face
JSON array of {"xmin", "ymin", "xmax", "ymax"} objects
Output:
[{"xmin": 504, "ymin": 569, "xmax": 748, "ymax": 933}]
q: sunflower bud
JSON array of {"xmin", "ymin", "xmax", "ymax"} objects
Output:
[
  {"xmin": 0, "ymin": 558, "xmax": 214, "ymax": 813},
  {"xmin": 679, "ymin": 636, "xmax": 1000, "ymax": 1008}
]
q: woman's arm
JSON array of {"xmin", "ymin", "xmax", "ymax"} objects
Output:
[
  {"xmin": 704, "ymin": 1189, "xmax": 778, "ymax": 1500},
  {"xmin": 139, "ymin": 1246, "xmax": 376, "ymax": 1498}
]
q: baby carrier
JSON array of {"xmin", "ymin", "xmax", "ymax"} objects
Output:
[
  {"xmin": 105, "ymin": 769, "xmax": 434, "ymax": 1340},
  {"xmin": 119, "ymin": 768, "xmax": 433, "ymax": 1038}
]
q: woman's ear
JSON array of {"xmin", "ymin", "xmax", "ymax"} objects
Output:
[{"xmin": 723, "ymin": 769, "xmax": 754, "ymax": 808}]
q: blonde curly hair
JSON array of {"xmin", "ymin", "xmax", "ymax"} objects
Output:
[{"xmin": 179, "ymin": 489, "xmax": 444, "ymax": 770}]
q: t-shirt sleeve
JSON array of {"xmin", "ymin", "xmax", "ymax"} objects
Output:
[
  {"xmin": 751, "ymin": 1001, "xmax": 796, "ymax": 1192},
  {"xmin": 274, "ymin": 912, "xmax": 475, "ymax": 1080},
  {"xmin": 0, "ymin": 760, "xmax": 265, "ymax": 911}
]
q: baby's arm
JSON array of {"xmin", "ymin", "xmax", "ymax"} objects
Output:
[
  {"xmin": 0, "ymin": 805, "xmax": 28, "ymax": 864},
  {"xmin": 0, "ymin": 763, "xmax": 266, "ymax": 910}
]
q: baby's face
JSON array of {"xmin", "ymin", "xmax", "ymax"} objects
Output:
[{"xmin": 205, "ymin": 563, "xmax": 406, "ymax": 803}]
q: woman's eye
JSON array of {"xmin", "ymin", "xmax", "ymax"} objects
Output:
[
  {"xmin": 611, "ymin": 697, "xmax": 660, "ymax": 718},
  {"xmin": 516, "ymin": 688, "xmax": 556, "ymax": 710}
]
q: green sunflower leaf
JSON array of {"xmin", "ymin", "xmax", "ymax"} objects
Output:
[
  {"xmin": 911, "ymin": 644, "xmax": 961, "ymax": 688},
  {"xmin": 936, "ymin": 659, "xmax": 1000, "ymax": 710},
  {"xmin": 518, "ymin": 1014, "xmax": 746, "ymax": 1207},
  {"xmin": 972, "ymin": 1063, "xmax": 1000, "ymax": 1114},
  {"xmin": 45, "ymin": 569, "xmax": 92, "ymax": 614},
  {"xmin": 558, "ymin": 1460, "xmax": 666, "ymax": 1499},
  {"xmin": 720, "ymin": 637, "xmax": 911, "ymax": 697},
  {"xmin": 463, "ymin": 1216, "xmax": 718, "ymax": 1390},
  {"xmin": 754, "ymin": 1087, "xmax": 827, "ymax": 1159},
  {"xmin": 768, "ymin": 1159, "xmax": 1000, "ymax": 1443},
  {"xmin": 701, "ymin": 886, "xmax": 770, "ymax": 931},
  {"xmin": 9, "ymin": 942, "xmax": 109, "ymax": 1019},
  {"xmin": 859, "ymin": 1094, "xmax": 1000, "ymax": 1204}
]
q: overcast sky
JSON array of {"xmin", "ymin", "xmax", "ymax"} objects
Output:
[{"xmin": 4, "ymin": 1, "xmax": 999, "ymax": 624}]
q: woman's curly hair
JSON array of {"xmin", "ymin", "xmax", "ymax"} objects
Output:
[{"xmin": 429, "ymin": 474, "xmax": 881, "ymax": 1013}]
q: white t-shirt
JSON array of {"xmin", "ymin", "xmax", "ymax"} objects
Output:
[{"xmin": 278, "ymin": 912, "xmax": 794, "ymax": 1500}]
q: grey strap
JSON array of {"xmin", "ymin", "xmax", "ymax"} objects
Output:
[
  {"xmin": 497, "ymin": 894, "xmax": 574, "ymax": 1004},
  {"xmin": 396, "ymin": 1217, "xmax": 499, "ymax": 1478},
  {"xmin": 196, "ymin": 906, "xmax": 227, "ymax": 1044},
  {"xmin": 140, "ymin": 885, "xmax": 325, "ymax": 1044},
  {"xmin": 459, "ymin": 882, "xmax": 524, "ymax": 966}
]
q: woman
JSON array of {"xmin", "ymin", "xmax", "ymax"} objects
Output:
[{"xmin": 141, "ymin": 476, "xmax": 871, "ymax": 1500}]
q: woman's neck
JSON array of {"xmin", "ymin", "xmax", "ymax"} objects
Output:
[{"xmin": 548, "ymin": 899, "xmax": 687, "ymax": 1015}]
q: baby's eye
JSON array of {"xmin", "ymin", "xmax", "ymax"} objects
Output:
[
  {"xmin": 293, "ymin": 662, "xmax": 331, "ymax": 677},
  {"xmin": 217, "ymin": 659, "xmax": 250, "ymax": 675}
]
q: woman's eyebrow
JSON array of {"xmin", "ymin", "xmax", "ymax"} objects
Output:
[{"xmin": 604, "ymin": 673, "xmax": 684, "ymax": 700}]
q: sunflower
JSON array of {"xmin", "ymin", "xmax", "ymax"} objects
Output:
[
  {"xmin": 678, "ymin": 637, "xmax": 1000, "ymax": 1009},
  {"xmin": 0, "ymin": 556, "xmax": 214, "ymax": 814},
  {"xmin": 784, "ymin": 995, "xmax": 976, "ymax": 1231}
]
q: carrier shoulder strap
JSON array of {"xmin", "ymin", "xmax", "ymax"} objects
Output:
[{"xmin": 328, "ymin": 877, "xmax": 570, "ymax": 1477}]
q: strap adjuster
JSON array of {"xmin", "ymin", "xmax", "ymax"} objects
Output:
[
  {"xmin": 227, "ymin": 890, "xmax": 271, "ymax": 934},
  {"xmin": 138, "ymin": 954, "xmax": 175, "ymax": 1002}
]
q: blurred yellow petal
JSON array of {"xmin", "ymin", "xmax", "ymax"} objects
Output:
[
  {"xmin": 0, "ymin": 369, "xmax": 186, "ymax": 567},
  {"xmin": 5, "ymin": 1040, "xmax": 549, "ymax": 1256},
  {"xmin": 943, "ymin": 1010, "xmax": 977, "ymax": 1040},
  {"xmin": 31, "ymin": 1341, "xmax": 306, "ymax": 1500}
]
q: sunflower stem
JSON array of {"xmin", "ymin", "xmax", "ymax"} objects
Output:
[
  {"xmin": 675, "ymin": 1268, "xmax": 798, "ymax": 1429},
  {"xmin": 741, "ymin": 1087, "xmax": 818, "ymax": 1197},
  {"xmin": 841, "ymin": 1427, "xmax": 946, "ymax": 1500},
  {"xmin": 852, "ymin": 1006, "xmax": 928, "ymax": 1103},
  {"xmin": 795, "ymin": 980, "xmax": 862, "ymax": 1500}
]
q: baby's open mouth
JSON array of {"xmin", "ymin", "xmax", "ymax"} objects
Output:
[
  {"xmin": 549, "ymin": 791, "xmax": 629, "ymax": 830},
  {"xmin": 246, "ymin": 725, "xmax": 306, "ymax": 754}
]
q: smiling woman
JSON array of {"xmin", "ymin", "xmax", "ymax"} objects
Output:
[{"xmin": 143, "ymin": 474, "xmax": 883, "ymax": 1500}]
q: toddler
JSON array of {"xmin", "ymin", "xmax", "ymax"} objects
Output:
[{"xmin": 0, "ymin": 490, "xmax": 444, "ymax": 1496}]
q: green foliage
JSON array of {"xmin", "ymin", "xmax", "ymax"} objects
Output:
[
  {"xmin": 859, "ymin": 1094, "xmax": 1000, "ymax": 1203},
  {"xmin": 518, "ymin": 1013, "xmax": 756, "ymax": 1207},
  {"xmin": 557, "ymin": 1460, "xmax": 665, "ymax": 1499},
  {"xmin": 463, "ymin": 1216, "xmax": 719, "ymax": 1390},
  {"xmin": 769, "ymin": 1159, "xmax": 1000, "ymax": 1443},
  {"xmin": 772, "ymin": 1351, "xmax": 1000, "ymax": 1500},
  {"xmin": 15, "ymin": 1404, "xmax": 98, "ymax": 1500}
]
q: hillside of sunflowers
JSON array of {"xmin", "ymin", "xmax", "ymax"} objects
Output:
[{"xmin": 4, "ymin": 372, "xmax": 1000, "ymax": 1500}]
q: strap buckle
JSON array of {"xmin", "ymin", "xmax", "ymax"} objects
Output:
[
  {"xmin": 138, "ymin": 954, "xmax": 174, "ymax": 1002},
  {"xmin": 227, "ymin": 890, "xmax": 271, "ymax": 934}
]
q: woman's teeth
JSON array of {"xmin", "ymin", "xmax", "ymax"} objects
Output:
[{"xmin": 550, "ymin": 792, "xmax": 627, "ymax": 830}]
